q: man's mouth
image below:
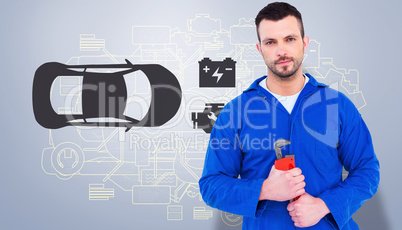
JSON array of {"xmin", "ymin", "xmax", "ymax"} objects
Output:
[{"xmin": 276, "ymin": 59, "xmax": 292, "ymax": 65}]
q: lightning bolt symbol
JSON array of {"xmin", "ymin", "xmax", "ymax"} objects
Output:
[{"xmin": 212, "ymin": 67, "xmax": 224, "ymax": 83}]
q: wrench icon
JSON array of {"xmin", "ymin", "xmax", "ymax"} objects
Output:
[{"xmin": 207, "ymin": 112, "xmax": 218, "ymax": 121}]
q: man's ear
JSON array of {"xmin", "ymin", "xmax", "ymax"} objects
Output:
[
  {"xmin": 256, "ymin": 42, "xmax": 262, "ymax": 55},
  {"xmin": 303, "ymin": 35, "xmax": 309, "ymax": 52}
]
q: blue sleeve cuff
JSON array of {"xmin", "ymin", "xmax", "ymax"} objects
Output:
[
  {"xmin": 254, "ymin": 178, "xmax": 268, "ymax": 218},
  {"xmin": 319, "ymin": 190, "xmax": 344, "ymax": 229}
]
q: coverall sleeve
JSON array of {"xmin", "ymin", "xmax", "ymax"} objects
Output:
[
  {"xmin": 318, "ymin": 101, "xmax": 380, "ymax": 229},
  {"xmin": 198, "ymin": 105, "xmax": 267, "ymax": 218}
]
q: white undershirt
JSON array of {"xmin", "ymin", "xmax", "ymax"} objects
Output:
[{"xmin": 259, "ymin": 75, "xmax": 310, "ymax": 114}]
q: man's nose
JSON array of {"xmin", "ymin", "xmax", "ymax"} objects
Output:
[{"xmin": 276, "ymin": 42, "xmax": 287, "ymax": 56}]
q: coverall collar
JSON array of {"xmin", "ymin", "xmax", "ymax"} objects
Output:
[
  {"xmin": 244, "ymin": 73, "xmax": 327, "ymax": 94},
  {"xmin": 243, "ymin": 73, "xmax": 328, "ymax": 115}
]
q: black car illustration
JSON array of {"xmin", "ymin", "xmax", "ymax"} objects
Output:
[{"xmin": 33, "ymin": 59, "xmax": 182, "ymax": 131}]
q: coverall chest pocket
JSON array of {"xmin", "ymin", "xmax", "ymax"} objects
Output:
[{"xmin": 314, "ymin": 129, "xmax": 342, "ymax": 174}]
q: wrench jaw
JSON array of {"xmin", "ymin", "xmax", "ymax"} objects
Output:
[
  {"xmin": 274, "ymin": 139, "xmax": 291, "ymax": 160},
  {"xmin": 274, "ymin": 139, "xmax": 294, "ymax": 171}
]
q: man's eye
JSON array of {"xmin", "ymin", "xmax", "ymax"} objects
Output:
[
  {"xmin": 287, "ymin": 38, "xmax": 295, "ymax": 42},
  {"xmin": 266, "ymin": 41, "xmax": 274, "ymax": 45}
]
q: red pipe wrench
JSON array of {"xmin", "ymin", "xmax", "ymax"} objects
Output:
[
  {"xmin": 274, "ymin": 139, "xmax": 295, "ymax": 170},
  {"xmin": 274, "ymin": 139, "xmax": 299, "ymax": 200}
]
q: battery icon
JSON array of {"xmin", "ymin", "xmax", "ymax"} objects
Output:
[{"xmin": 199, "ymin": 57, "xmax": 236, "ymax": 87}]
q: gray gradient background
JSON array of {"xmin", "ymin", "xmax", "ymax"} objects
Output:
[{"xmin": 0, "ymin": 0, "xmax": 400, "ymax": 229}]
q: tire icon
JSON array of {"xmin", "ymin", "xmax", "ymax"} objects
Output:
[{"xmin": 221, "ymin": 211, "xmax": 243, "ymax": 227}]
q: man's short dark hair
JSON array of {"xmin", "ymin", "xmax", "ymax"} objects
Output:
[{"xmin": 255, "ymin": 2, "xmax": 304, "ymax": 42}]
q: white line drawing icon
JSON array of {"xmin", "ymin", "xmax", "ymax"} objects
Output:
[{"xmin": 39, "ymin": 14, "xmax": 366, "ymax": 224}]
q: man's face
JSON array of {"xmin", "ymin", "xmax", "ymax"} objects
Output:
[{"xmin": 256, "ymin": 16, "xmax": 309, "ymax": 79}]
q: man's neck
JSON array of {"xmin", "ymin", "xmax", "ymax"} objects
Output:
[{"xmin": 266, "ymin": 69, "xmax": 305, "ymax": 96}]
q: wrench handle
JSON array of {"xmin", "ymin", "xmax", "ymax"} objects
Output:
[
  {"xmin": 275, "ymin": 157, "xmax": 295, "ymax": 171},
  {"xmin": 275, "ymin": 156, "xmax": 300, "ymax": 200}
]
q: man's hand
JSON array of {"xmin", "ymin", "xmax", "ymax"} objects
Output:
[
  {"xmin": 259, "ymin": 165, "xmax": 305, "ymax": 201},
  {"xmin": 287, "ymin": 193, "xmax": 330, "ymax": 228}
]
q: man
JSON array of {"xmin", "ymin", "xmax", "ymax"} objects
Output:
[{"xmin": 199, "ymin": 2, "xmax": 379, "ymax": 229}]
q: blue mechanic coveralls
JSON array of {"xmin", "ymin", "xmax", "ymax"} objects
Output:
[{"xmin": 199, "ymin": 74, "xmax": 380, "ymax": 229}]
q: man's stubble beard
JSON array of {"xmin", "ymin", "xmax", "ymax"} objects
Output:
[{"xmin": 266, "ymin": 56, "xmax": 303, "ymax": 81}]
